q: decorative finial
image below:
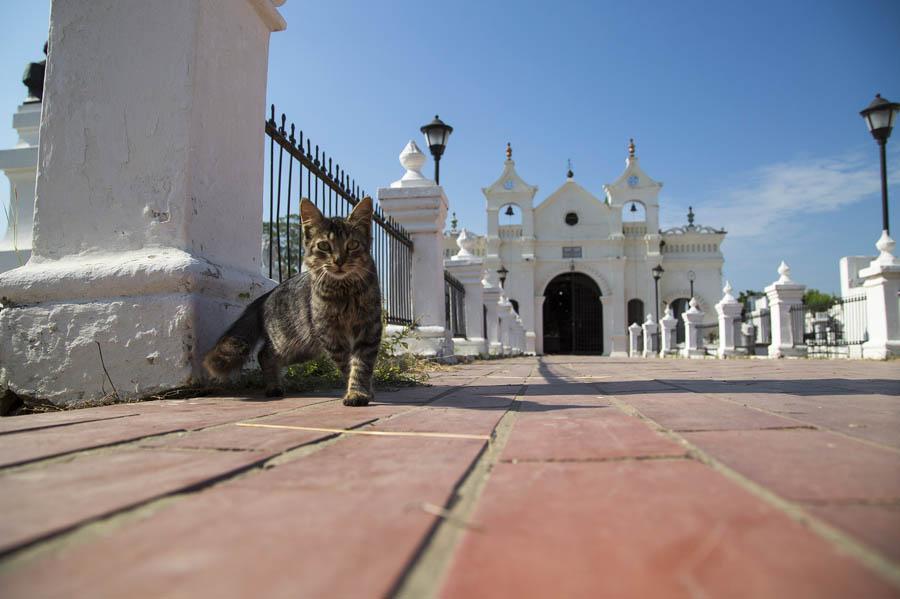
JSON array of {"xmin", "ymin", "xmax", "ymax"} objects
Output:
[
  {"xmin": 776, "ymin": 261, "xmax": 792, "ymax": 284},
  {"xmin": 722, "ymin": 280, "xmax": 736, "ymax": 302},
  {"xmin": 687, "ymin": 206, "xmax": 695, "ymax": 226},
  {"xmin": 455, "ymin": 228, "xmax": 476, "ymax": 259},
  {"xmin": 391, "ymin": 140, "xmax": 432, "ymax": 188},
  {"xmin": 566, "ymin": 158, "xmax": 574, "ymax": 179},
  {"xmin": 506, "ymin": 142, "xmax": 512, "ymax": 160},
  {"xmin": 628, "ymin": 138, "xmax": 635, "ymax": 158},
  {"xmin": 874, "ymin": 230, "xmax": 897, "ymax": 265},
  {"xmin": 450, "ymin": 211, "xmax": 458, "ymax": 232},
  {"xmin": 688, "ymin": 297, "xmax": 700, "ymax": 311}
]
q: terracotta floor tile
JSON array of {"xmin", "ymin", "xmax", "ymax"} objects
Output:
[
  {"xmin": 806, "ymin": 503, "xmax": 900, "ymax": 563},
  {"xmin": 684, "ymin": 429, "xmax": 900, "ymax": 502},
  {"xmin": 440, "ymin": 460, "xmax": 898, "ymax": 599}
]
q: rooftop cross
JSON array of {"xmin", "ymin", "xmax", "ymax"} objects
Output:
[
  {"xmin": 566, "ymin": 158, "xmax": 574, "ymax": 179},
  {"xmin": 628, "ymin": 137, "xmax": 635, "ymax": 158}
]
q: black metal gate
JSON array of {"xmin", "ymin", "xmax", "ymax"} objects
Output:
[{"xmin": 542, "ymin": 273, "xmax": 603, "ymax": 354}]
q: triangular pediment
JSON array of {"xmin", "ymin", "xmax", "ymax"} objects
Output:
[
  {"xmin": 483, "ymin": 159, "xmax": 538, "ymax": 197},
  {"xmin": 535, "ymin": 178, "xmax": 608, "ymax": 213},
  {"xmin": 605, "ymin": 156, "xmax": 662, "ymax": 193}
]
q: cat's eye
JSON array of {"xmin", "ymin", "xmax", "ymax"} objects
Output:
[
  {"xmin": 347, "ymin": 239, "xmax": 360, "ymax": 251},
  {"xmin": 316, "ymin": 241, "xmax": 331, "ymax": 252}
]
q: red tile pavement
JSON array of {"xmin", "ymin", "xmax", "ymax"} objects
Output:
[
  {"xmin": 1, "ymin": 356, "xmax": 899, "ymax": 598},
  {"xmin": 439, "ymin": 460, "xmax": 898, "ymax": 599},
  {"xmin": 503, "ymin": 407, "xmax": 685, "ymax": 462},
  {"xmin": 806, "ymin": 504, "xmax": 900, "ymax": 564},
  {"xmin": 684, "ymin": 428, "xmax": 900, "ymax": 502},
  {"xmin": 618, "ymin": 392, "xmax": 801, "ymax": 431},
  {"xmin": 0, "ymin": 435, "xmax": 487, "ymax": 599},
  {"xmin": 0, "ymin": 448, "xmax": 268, "ymax": 554}
]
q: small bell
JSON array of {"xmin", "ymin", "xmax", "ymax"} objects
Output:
[
  {"xmin": 505, "ymin": 205, "xmax": 515, "ymax": 216},
  {"xmin": 630, "ymin": 203, "xmax": 638, "ymax": 213}
]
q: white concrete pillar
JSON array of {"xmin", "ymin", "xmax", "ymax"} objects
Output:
[
  {"xmin": 443, "ymin": 229, "xmax": 486, "ymax": 356},
  {"xmin": 628, "ymin": 322, "xmax": 642, "ymax": 357},
  {"xmin": 533, "ymin": 295, "xmax": 545, "ymax": 355},
  {"xmin": 0, "ymin": 100, "xmax": 40, "ymax": 272},
  {"xmin": 498, "ymin": 299, "xmax": 514, "ymax": 355},
  {"xmin": 483, "ymin": 286, "xmax": 502, "ymax": 355},
  {"xmin": 860, "ymin": 232, "xmax": 900, "ymax": 359},
  {"xmin": 659, "ymin": 303, "xmax": 677, "ymax": 356},
  {"xmin": 715, "ymin": 281, "xmax": 744, "ymax": 358},
  {"xmin": 0, "ymin": 0, "xmax": 286, "ymax": 405},
  {"xmin": 642, "ymin": 313, "xmax": 658, "ymax": 358},
  {"xmin": 764, "ymin": 261, "xmax": 807, "ymax": 358},
  {"xmin": 681, "ymin": 298, "xmax": 706, "ymax": 358},
  {"xmin": 379, "ymin": 141, "xmax": 449, "ymax": 356}
]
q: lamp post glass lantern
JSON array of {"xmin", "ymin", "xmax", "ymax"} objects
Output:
[
  {"xmin": 651, "ymin": 264, "xmax": 664, "ymax": 322},
  {"xmin": 420, "ymin": 115, "xmax": 453, "ymax": 185},
  {"xmin": 497, "ymin": 265, "xmax": 509, "ymax": 289},
  {"xmin": 860, "ymin": 93, "xmax": 900, "ymax": 235}
]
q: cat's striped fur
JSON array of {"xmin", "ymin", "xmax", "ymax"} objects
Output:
[{"xmin": 203, "ymin": 197, "xmax": 382, "ymax": 406}]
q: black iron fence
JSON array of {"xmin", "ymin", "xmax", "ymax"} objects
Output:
[
  {"xmin": 444, "ymin": 271, "xmax": 467, "ymax": 338},
  {"xmin": 264, "ymin": 105, "xmax": 414, "ymax": 325},
  {"xmin": 790, "ymin": 296, "xmax": 867, "ymax": 355},
  {"xmin": 695, "ymin": 323, "xmax": 718, "ymax": 354}
]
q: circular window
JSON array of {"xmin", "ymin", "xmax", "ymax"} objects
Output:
[{"xmin": 565, "ymin": 212, "xmax": 578, "ymax": 226}]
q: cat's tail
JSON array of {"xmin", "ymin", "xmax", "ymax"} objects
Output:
[{"xmin": 203, "ymin": 292, "xmax": 270, "ymax": 378}]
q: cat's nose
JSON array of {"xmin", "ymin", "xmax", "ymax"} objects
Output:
[{"xmin": 334, "ymin": 255, "xmax": 346, "ymax": 267}]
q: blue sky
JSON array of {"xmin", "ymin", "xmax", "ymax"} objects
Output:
[{"xmin": 1, "ymin": 0, "xmax": 899, "ymax": 294}]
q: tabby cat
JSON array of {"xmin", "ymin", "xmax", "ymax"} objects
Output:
[{"xmin": 203, "ymin": 197, "xmax": 382, "ymax": 406}]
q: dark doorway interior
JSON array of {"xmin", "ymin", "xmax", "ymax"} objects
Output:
[
  {"xmin": 627, "ymin": 298, "xmax": 644, "ymax": 330},
  {"xmin": 542, "ymin": 273, "xmax": 603, "ymax": 354}
]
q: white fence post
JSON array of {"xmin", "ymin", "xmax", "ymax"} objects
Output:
[
  {"xmin": 443, "ymin": 229, "xmax": 487, "ymax": 356},
  {"xmin": 765, "ymin": 261, "xmax": 806, "ymax": 358},
  {"xmin": 860, "ymin": 232, "xmax": 900, "ymax": 358},
  {"xmin": 379, "ymin": 141, "xmax": 450, "ymax": 357},
  {"xmin": 642, "ymin": 314, "xmax": 658, "ymax": 358},
  {"xmin": 0, "ymin": 0, "xmax": 286, "ymax": 405},
  {"xmin": 0, "ymin": 93, "xmax": 40, "ymax": 272},
  {"xmin": 659, "ymin": 304, "xmax": 677, "ymax": 356},
  {"xmin": 681, "ymin": 298, "xmax": 705, "ymax": 358},
  {"xmin": 483, "ymin": 286, "xmax": 502, "ymax": 355},
  {"xmin": 628, "ymin": 322, "xmax": 642, "ymax": 357},
  {"xmin": 715, "ymin": 281, "xmax": 743, "ymax": 358}
]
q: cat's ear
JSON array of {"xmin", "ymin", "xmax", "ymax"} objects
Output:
[
  {"xmin": 348, "ymin": 196, "xmax": 374, "ymax": 229},
  {"xmin": 299, "ymin": 198, "xmax": 324, "ymax": 228}
]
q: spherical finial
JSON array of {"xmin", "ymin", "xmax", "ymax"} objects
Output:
[
  {"xmin": 566, "ymin": 158, "xmax": 574, "ymax": 179},
  {"xmin": 723, "ymin": 280, "xmax": 733, "ymax": 296},
  {"xmin": 687, "ymin": 206, "xmax": 695, "ymax": 226},
  {"xmin": 628, "ymin": 138, "xmax": 635, "ymax": 158},
  {"xmin": 450, "ymin": 211, "xmax": 458, "ymax": 232},
  {"xmin": 689, "ymin": 297, "xmax": 699, "ymax": 310},
  {"xmin": 506, "ymin": 142, "xmax": 512, "ymax": 160}
]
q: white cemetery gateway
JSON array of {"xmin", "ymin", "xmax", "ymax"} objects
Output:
[{"xmin": 446, "ymin": 141, "xmax": 725, "ymax": 356}]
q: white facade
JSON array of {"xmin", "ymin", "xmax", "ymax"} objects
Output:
[{"xmin": 451, "ymin": 142, "xmax": 725, "ymax": 356}]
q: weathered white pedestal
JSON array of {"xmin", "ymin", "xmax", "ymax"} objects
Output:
[
  {"xmin": 716, "ymin": 281, "xmax": 744, "ymax": 358},
  {"xmin": 379, "ymin": 141, "xmax": 450, "ymax": 357},
  {"xmin": 642, "ymin": 315, "xmax": 658, "ymax": 358},
  {"xmin": 0, "ymin": 0, "xmax": 286, "ymax": 405},
  {"xmin": 0, "ymin": 101, "xmax": 40, "ymax": 272},
  {"xmin": 765, "ymin": 262, "xmax": 807, "ymax": 358},
  {"xmin": 860, "ymin": 232, "xmax": 900, "ymax": 359},
  {"xmin": 444, "ymin": 233, "xmax": 487, "ymax": 357},
  {"xmin": 681, "ymin": 298, "xmax": 706, "ymax": 358}
]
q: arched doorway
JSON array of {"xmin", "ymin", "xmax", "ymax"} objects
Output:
[
  {"xmin": 542, "ymin": 273, "xmax": 603, "ymax": 354},
  {"xmin": 670, "ymin": 297, "xmax": 690, "ymax": 344},
  {"xmin": 627, "ymin": 299, "xmax": 644, "ymax": 330}
]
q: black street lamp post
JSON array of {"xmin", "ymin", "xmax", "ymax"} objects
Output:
[
  {"xmin": 651, "ymin": 264, "xmax": 664, "ymax": 322},
  {"xmin": 687, "ymin": 270, "xmax": 696, "ymax": 299},
  {"xmin": 420, "ymin": 115, "xmax": 453, "ymax": 185},
  {"xmin": 860, "ymin": 94, "xmax": 900, "ymax": 235}
]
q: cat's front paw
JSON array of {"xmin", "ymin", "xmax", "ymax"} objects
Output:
[{"xmin": 342, "ymin": 389, "xmax": 371, "ymax": 407}]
